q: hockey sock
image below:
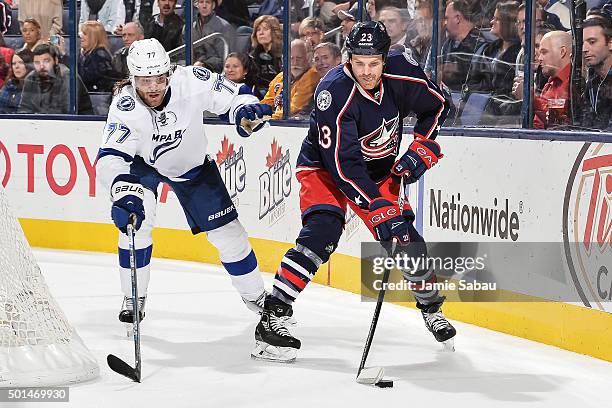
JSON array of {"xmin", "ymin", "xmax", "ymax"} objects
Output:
[
  {"xmin": 272, "ymin": 248, "xmax": 318, "ymax": 304},
  {"xmin": 118, "ymin": 244, "xmax": 152, "ymax": 298}
]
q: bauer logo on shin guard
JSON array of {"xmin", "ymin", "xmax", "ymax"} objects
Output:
[{"xmin": 208, "ymin": 204, "xmax": 235, "ymax": 221}]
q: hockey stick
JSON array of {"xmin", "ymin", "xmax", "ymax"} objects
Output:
[
  {"xmin": 356, "ymin": 177, "xmax": 408, "ymax": 388},
  {"xmin": 356, "ymin": 261, "xmax": 392, "ymax": 387},
  {"xmin": 107, "ymin": 214, "xmax": 142, "ymax": 382}
]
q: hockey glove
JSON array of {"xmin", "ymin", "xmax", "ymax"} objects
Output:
[
  {"xmin": 110, "ymin": 174, "xmax": 145, "ymax": 234},
  {"xmin": 235, "ymin": 103, "xmax": 273, "ymax": 137},
  {"xmin": 367, "ymin": 198, "xmax": 412, "ymax": 245},
  {"xmin": 391, "ymin": 138, "xmax": 443, "ymax": 184}
]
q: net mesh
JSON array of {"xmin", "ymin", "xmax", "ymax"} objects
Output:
[
  {"xmin": 0, "ymin": 187, "xmax": 73, "ymax": 348},
  {"xmin": 0, "ymin": 185, "xmax": 98, "ymax": 386}
]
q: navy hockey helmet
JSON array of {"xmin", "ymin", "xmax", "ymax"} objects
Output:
[{"xmin": 345, "ymin": 21, "xmax": 391, "ymax": 61}]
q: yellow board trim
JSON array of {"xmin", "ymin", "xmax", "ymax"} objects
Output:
[{"xmin": 20, "ymin": 218, "xmax": 612, "ymax": 362}]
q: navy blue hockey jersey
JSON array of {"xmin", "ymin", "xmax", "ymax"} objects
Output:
[{"xmin": 296, "ymin": 50, "xmax": 449, "ymax": 210}]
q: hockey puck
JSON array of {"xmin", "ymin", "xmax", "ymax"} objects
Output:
[{"xmin": 374, "ymin": 380, "xmax": 394, "ymax": 388}]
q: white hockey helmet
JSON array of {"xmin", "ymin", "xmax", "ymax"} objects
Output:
[{"xmin": 127, "ymin": 38, "xmax": 171, "ymax": 77}]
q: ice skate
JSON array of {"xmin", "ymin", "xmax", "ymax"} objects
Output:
[
  {"xmin": 251, "ymin": 298, "xmax": 300, "ymax": 362},
  {"xmin": 243, "ymin": 291, "xmax": 297, "ymax": 326},
  {"xmin": 119, "ymin": 295, "xmax": 146, "ymax": 337},
  {"xmin": 418, "ymin": 301, "xmax": 456, "ymax": 351}
]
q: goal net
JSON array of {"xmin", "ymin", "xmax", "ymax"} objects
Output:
[{"xmin": 0, "ymin": 186, "xmax": 99, "ymax": 387}]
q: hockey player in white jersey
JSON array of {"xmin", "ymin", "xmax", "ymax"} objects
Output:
[{"xmin": 96, "ymin": 38, "xmax": 273, "ymax": 330}]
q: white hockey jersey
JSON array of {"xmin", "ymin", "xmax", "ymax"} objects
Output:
[{"xmin": 97, "ymin": 65, "xmax": 258, "ymax": 192}]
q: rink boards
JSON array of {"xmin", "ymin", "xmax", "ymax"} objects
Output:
[{"xmin": 0, "ymin": 118, "xmax": 610, "ymax": 361}]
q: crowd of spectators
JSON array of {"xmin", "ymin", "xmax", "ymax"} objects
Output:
[
  {"xmin": 0, "ymin": 0, "xmax": 609, "ymax": 132},
  {"xmin": 434, "ymin": 0, "xmax": 612, "ymax": 130}
]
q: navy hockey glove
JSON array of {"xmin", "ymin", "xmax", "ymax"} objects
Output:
[
  {"xmin": 110, "ymin": 175, "xmax": 145, "ymax": 234},
  {"xmin": 235, "ymin": 103, "xmax": 273, "ymax": 137},
  {"xmin": 391, "ymin": 138, "xmax": 443, "ymax": 184},
  {"xmin": 367, "ymin": 198, "xmax": 412, "ymax": 245}
]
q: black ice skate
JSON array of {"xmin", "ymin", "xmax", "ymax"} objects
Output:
[
  {"xmin": 418, "ymin": 301, "xmax": 456, "ymax": 351},
  {"xmin": 251, "ymin": 298, "xmax": 300, "ymax": 362},
  {"xmin": 119, "ymin": 296, "xmax": 146, "ymax": 337}
]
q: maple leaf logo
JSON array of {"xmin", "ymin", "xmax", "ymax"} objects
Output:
[
  {"xmin": 216, "ymin": 136, "xmax": 235, "ymax": 165},
  {"xmin": 266, "ymin": 139, "xmax": 283, "ymax": 168}
]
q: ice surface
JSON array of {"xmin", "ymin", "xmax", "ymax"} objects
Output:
[{"xmin": 17, "ymin": 249, "xmax": 612, "ymax": 408}]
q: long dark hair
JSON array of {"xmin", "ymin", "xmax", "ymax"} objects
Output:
[
  {"xmin": 495, "ymin": 1, "xmax": 520, "ymax": 42},
  {"xmin": 5, "ymin": 49, "xmax": 34, "ymax": 84},
  {"xmin": 225, "ymin": 52, "xmax": 258, "ymax": 84}
]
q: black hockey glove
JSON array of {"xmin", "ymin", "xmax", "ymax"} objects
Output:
[{"xmin": 110, "ymin": 174, "xmax": 145, "ymax": 234}]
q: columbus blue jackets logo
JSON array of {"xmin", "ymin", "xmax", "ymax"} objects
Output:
[
  {"xmin": 117, "ymin": 96, "xmax": 135, "ymax": 111},
  {"xmin": 359, "ymin": 115, "xmax": 400, "ymax": 160},
  {"xmin": 193, "ymin": 66, "xmax": 211, "ymax": 81},
  {"xmin": 316, "ymin": 90, "xmax": 332, "ymax": 111}
]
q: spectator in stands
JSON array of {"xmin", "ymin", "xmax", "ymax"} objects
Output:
[
  {"xmin": 0, "ymin": 52, "xmax": 7, "ymax": 89},
  {"xmin": 377, "ymin": 7, "xmax": 410, "ymax": 47},
  {"xmin": 338, "ymin": 5, "xmax": 359, "ymax": 43},
  {"xmin": 216, "ymin": 0, "xmax": 250, "ymax": 29},
  {"xmin": 508, "ymin": 25, "xmax": 554, "ymax": 114},
  {"xmin": 19, "ymin": 43, "xmax": 93, "ymax": 114},
  {"xmin": 537, "ymin": 0, "xmax": 570, "ymax": 29},
  {"xmin": 0, "ymin": 31, "xmax": 14, "ymax": 83},
  {"xmin": 223, "ymin": 52, "xmax": 262, "ymax": 98},
  {"xmin": 299, "ymin": 17, "xmax": 325, "ymax": 55},
  {"xmin": 405, "ymin": 0, "xmax": 433, "ymax": 68},
  {"xmin": 533, "ymin": 30, "xmax": 572, "ymax": 128},
  {"xmin": 581, "ymin": 16, "xmax": 612, "ymax": 130},
  {"xmin": 192, "ymin": 0, "xmax": 236, "ymax": 73},
  {"xmin": 261, "ymin": 39, "xmax": 320, "ymax": 119},
  {"xmin": 79, "ymin": 21, "xmax": 121, "ymax": 92},
  {"xmin": 112, "ymin": 21, "xmax": 144, "ymax": 78},
  {"xmin": 80, "ymin": 0, "xmax": 126, "ymax": 35},
  {"xmin": 439, "ymin": 0, "xmax": 488, "ymax": 91},
  {"xmin": 19, "ymin": 18, "xmax": 44, "ymax": 51},
  {"xmin": 535, "ymin": 2, "xmax": 567, "ymax": 30},
  {"xmin": 0, "ymin": 48, "xmax": 34, "ymax": 113},
  {"xmin": 18, "ymin": 0, "xmax": 62, "ymax": 40},
  {"xmin": 312, "ymin": 41, "xmax": 341, "ymax": 79},
  {"xmin": 139, "ymin": 0, "xmax": 183, "ymax": 52},
  {"xmin": 466, "ymin": 0, "xmax": 521, "ymax": 120},
  {"xmin": 316, "ymin": 0, "xmax": 343, "ymax": 31},
  {"xmin": 250, "ymin": 15, "xmax": 282, "ymax": 93},
  {"xmin": 1, "ymin": 0, "xmax": 12, "ymax": 35}
]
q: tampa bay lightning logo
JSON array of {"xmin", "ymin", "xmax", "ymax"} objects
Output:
[
  {"xmin": 149, "ymin": 130, "xmax": 184, "ymax": 164},
  {"xmin": 117, "ymin": 96, "xmax": 135, "ymax": 111},
  {"xmin": 193, "ymin": 66, "xmax": 211, "ymax": 81},
  {"xmin": 360, "ymin": 115, "xmax": 400, "ymax": 160}
]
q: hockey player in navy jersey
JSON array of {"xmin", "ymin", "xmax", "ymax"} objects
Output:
[
  {"xmin": 96, "ymin": 38, "xmax": 273, "ymax": 332},
  {"xmin": 252, "ymin": 21, "xmax": 456, "ymax": 362}
]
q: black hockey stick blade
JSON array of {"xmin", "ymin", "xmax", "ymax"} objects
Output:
[{"xmin": 107, "ymin": 354, "xmax": 141, "ymax": 382}]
